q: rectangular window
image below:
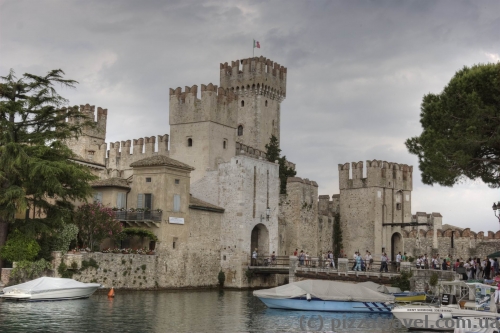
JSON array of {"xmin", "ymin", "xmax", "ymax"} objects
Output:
[
  {"xmin": 117, "ymin": 193, "xmax": 126, "ymax": 209},
  {"xmin": 175, "ymin": 179, "xmax": 180, "ymax": 184},
  {"xmin": 146, "ymin": 177, "xmax": 151, "ymax": 183},
  {"xmin": 173, "ymin": 194, "xmax": 181, "ymax": 212},
  {"xmin": 137, "ymin": 194, "xmax": 144, "ymax": 209},
  {"xmin": 93, "ymin": 192, "xmax": 103, "ymax": 203},
  {"xmin": 145, "ymin": 194, "xmax": 152, "ymax": 209},
  {"xmin": 396, "ymin": 203, "xmax": 402, "ymax": 210}
]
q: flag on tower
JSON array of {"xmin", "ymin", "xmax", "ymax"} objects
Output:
[{"xmin": 253, "ymin": 40, "xmax": 260, "ymax": 48}]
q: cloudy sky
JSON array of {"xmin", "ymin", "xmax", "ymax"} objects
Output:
[{"xmin": 2, "ymin": 0, "xmax": 500, "ymax": 232}]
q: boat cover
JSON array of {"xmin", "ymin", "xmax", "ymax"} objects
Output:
[
  {"xmin": 358, "ymin": 281, "xmax": 390, "ymax": 294},
  {"xmin": 386, "ymin": 286, "xmax": 402, "ymax": 294},
  {"xmin": 253, "ymin": 280, "xmax": 395, "ymax": 302},
  {"xmin": 3, "ymin": 277, "xmax": 100, "ymax": 295}
]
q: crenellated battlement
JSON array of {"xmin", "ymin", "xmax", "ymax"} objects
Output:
[
  {"xmin": 219, "ymin": 56, "xmax": 287, "ymax": 100},
  {"xmin": 65, "ymin": 103, "xmax": 108, "ymax": 165},
  {"xmin": 106, "ymin": 134, "xmax": 169, "ymax": 172},
  {"xmin": 402, "ymin": 228, "xmax": 500, "ymax": 240},
  {"xmin": 66, "ymin": 103, "xmax": 107, "ymax": 140},
  {"xmin": 235, "ymin": 142, "xmax": 296, "ymax": 171},
  {"xmin": 338, "ymin": 159, "xmax": 413, "ymax": 191},
  {"xmin": 169, "ymin": 83, "xmax": 238, "ymax": 128}
]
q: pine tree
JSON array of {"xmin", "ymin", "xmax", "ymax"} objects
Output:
[
  {"xmin": 265, "ymin": 135, "xmax": 297, "ymax": 194},
  {"xmin": 0, "ymin": 69, "xmax": 97, "ymax": 269}
]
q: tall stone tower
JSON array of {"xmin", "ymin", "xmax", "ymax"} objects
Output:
[
  {"xmin": 220, "ymin": 56, "xmax": 287, "ymax": 152},
  {"xmin": 338, "ymin": 160, "xmax": 413, "ymax": 260},
  {"xmin": 65, "ymin": 104, "xmax": 107, "ymax": 165},
  {"xmin": 169, "ymin": 56, "xmax": 287, "ymax": 183}
]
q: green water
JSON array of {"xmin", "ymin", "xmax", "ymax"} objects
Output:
[{"xmin": 0, "ymin": 289, "xmax": 438, "ymax": 332}]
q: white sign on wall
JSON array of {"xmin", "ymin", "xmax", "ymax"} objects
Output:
[{"xmin": 169, "ymin": 217, "xmax": 185, "ymax": 225}]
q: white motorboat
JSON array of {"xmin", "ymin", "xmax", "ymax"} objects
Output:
[
  {"xmin": 392, "ymin": 280, "xmax": 500, "ymax": 331},
  {"xmin": 0, "ymin": 277, "xmax": 101, "ymax": 301},
  {"xmin": 254, "ymin": 280, "xmax": 395, "ymax": 312}
]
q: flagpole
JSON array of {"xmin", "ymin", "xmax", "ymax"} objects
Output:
[{"xmin": 253, "ymin": 40, "xmax": 254, "ymax": 57}]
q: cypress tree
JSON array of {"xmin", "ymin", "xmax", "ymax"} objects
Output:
[{"xmin": 265, "ymin": 135, "xmax": 297, "ymax": 194}]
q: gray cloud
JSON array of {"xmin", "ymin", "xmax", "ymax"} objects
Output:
[{"xmin": 2, "ymin": 0, "xmax": 500, "ymax": 231}]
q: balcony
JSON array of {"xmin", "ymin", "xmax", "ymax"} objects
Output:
[{"xmin": 113, "ymin": 211, "xmax": 162, "ymax": 228}]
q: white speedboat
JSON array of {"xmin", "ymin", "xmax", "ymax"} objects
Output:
[
  {"xmin": 392, "ymin": 280, "xmax": 500, "ymax": 331},
  {"xmin": 254, "ymin": 280, "xmax": 395, "ymax": 312},
  {"xmin": 0, "ymin": 277, "xmax": 101, "ymax": 301}
]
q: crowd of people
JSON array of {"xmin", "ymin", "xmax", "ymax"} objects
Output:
[{"xmin": 253, "ymin": 248, "xmax": 499, "ymax": 279}]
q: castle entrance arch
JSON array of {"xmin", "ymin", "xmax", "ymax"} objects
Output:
[
  {"xmin": 251, "ymin": 223, "xmax": 269, "ymax": 261},
  {"xmin": 391, "ymin": 232, "xmax": 403, "ymax": 262}
]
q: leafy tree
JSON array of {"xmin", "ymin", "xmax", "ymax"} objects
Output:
[
  {"xmin": 74, "ymin": 202, "xmax": 123, "ymax": 250},
  {"xmin": 406, "ymin": 63, "xmax": 500, "ymax": 187},
  {"xmin": 265, "ymin": 135, "xmax": 297, "ymax": 194},
  {"xmin": 0, "ymin": 69, "xmax": 97, "ymax": 269}
]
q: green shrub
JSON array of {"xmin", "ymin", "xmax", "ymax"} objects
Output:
[
  {"xmin": 218, "ymin": 270, "xmax": 225, "ymax": 287},
  {"xmin": 141, "ymin": 264, "xmax": 146, "ymax": 271},
  {"xmin": 391, "ymin": 271, "xmax": 413, "ymax": 291},
  {"xmin": 10, "ymin": 259, "xmax": 51, "ymax": 284},
  {"xmin": 58, "ymin": 262, "xmax": 74, "ymax": 279},
  {"xmin": 53, "ymin": 224, "xmax": 79, "ymax": 254},
  {"xmin": 120, "ymin": 228, "xmax": 158, "ymax": 242},
  {"xmin": 0, "ymin": 230, "xmax": 40, "ymax": 262},
  {"xmin": 429, "ymin": 272, "xmax": 439, "ymax": 287}
]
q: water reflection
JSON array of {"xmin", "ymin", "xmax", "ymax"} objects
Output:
[{"xmin": 0, "ymin": 290, "xmax": 436, "ymax": 332}]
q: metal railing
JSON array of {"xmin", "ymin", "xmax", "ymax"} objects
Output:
[{"xmin": 113, "ymin": 211, "xmax": 162, "ymax": 222}]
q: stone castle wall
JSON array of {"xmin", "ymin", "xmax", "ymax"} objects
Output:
[
  {"xmin": 279, "ymin": 177, "xmax": 321, "ymax": 257},
  {"xmin": 191, "ymin": 155, "xmax": 280, "ymax": 288},
  {"xmin": 402, "ymin": 228, "xmax": 500, "ymax": 259}
]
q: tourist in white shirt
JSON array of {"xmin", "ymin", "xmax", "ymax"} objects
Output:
[
  {"xmin": 396, "ymin": 252, "xmax": 402, "ymax": 272},
  {"xmin": 365, "ymin": 252, "xmax": 372, "ymax": 271}
]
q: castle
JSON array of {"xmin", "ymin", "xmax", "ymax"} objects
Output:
[{"xmin": 63, "ymin": 56, "xmax": 500, "ymax": 289}]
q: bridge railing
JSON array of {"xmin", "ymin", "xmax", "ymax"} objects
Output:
[{"xmin": 249, "ymin": 255, "xmax": 289, "ymax": 267}]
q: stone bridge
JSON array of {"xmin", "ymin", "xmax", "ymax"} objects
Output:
[{"xmin": 249, "ymin": 257, "xmax": 461, "ymax": 289}]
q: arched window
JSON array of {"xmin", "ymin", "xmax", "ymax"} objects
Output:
[
  {"xmin": 187, "ymin": 138, "xmax": 193, "ymax": 147},
  {"xmin": 237, "ymin": 125, "xmax": 243, "ymax": 136},
  {"xmin": 241, "ymin": 100, "xmax": 244, "ymax": 107},
  {"xmin": 265, "ymin": 100, "xmax": 268, "ymax": 107}
]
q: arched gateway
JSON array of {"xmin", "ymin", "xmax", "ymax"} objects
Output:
[
  {"xmin": 250, "ymin": 223, "xmax": 269, "ymax": 258},
  {"xmin": 391, "ymin": 232, "xmax": 403, "ymax": 262}
]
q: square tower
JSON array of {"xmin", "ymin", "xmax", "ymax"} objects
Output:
[{"xmin": 220, "ymin": 57, "xmax": 287, "ymax": 152}]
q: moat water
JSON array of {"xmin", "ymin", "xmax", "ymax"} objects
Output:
[{"xmin": 0, "ymin": 289, "xmax": 438, "ymax": 332}]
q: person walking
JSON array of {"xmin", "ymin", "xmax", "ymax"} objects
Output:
[
  {"xmin": 380, "ymin": 253, "xmax": 389, "ymax": 272},
  {"xmin": 354, "ymin": 253, "xmax": 362, "ymax": 271},
  {"xmin": 352, "ymin": 252, "xmax": 358, "ymax": 270},
  {"xmin": 485, "ymin": 259, "xmax": 492, "ymax": 279},
  {"xmin": 252, "ymin": 248, "xmax": 258, "ymax": 266},
  {"xmin": 494, "ymin": 284, "xmax": 500, "ymax": 313},
  {"xmin": 365, "ymin": 251, "xmax": 372, "ymax": 271},
  {"xmin": 494, "ymin": 259, "xmax": 499, "ymax": 277},
  {"xmin": 396, "ymin": 252, "xmax": 402, "ymax": 272},
  {"xmin": 299, "ymin": 250, "xmax": 305, "ymax": 266},
  {"xmin": 442, "ymin": 258, "xmax": 447, "ymax": 270}
]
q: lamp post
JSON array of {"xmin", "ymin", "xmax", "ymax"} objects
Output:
[{"xmin": 493, "ymin": 202, "xmax": 500, "ymax": 224}]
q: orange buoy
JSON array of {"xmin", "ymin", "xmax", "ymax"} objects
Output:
[{"xmin": 107, "ymin": 287, "xmax": 115, "ymax": 298}]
